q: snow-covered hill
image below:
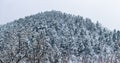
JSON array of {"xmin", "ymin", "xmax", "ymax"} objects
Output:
[{"xmin": 0, "ymin": 11, "xmax": 120, "ymax": 63}]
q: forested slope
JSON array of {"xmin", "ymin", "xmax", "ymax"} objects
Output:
[{"xmin": 0, "ymin": 11, "xmax": 120, "ymax": 63}]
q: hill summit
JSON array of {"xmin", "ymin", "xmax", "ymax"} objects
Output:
[{"xmin": 0, "ymin": 11, "xmax": 120, "ymax": 63}]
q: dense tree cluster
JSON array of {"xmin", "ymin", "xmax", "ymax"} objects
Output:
[{"xmin": 0, "ymin": 11, "xmax": 120, "ymax": 63}]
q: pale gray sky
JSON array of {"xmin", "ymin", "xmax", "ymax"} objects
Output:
[{"xmin": 0, "ymin": 0, "xmax": 120, "ymax": 30}]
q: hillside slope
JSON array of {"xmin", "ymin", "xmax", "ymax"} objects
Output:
[{"xmin": 0, "ymin": 11, "xmax": 120, "ymax": 63}]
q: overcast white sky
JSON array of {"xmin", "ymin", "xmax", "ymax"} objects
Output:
[{"xmin": 0, "ymin": 0, "xmax": 120, "ymax": 30}]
